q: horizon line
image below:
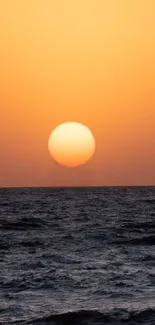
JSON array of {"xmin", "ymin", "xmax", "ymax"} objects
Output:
[{"xmin": 0, "ymin": 185, "xmax": 155, "ymax": 189}]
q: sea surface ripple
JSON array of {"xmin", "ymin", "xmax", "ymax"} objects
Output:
[{"xmin": 0, "ymin": 187, "xmax": 155, "ymax": 324}]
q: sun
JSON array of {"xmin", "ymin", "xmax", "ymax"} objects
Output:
[{"xmin": 48, "ymin": 122, "xmax": 95, "ymax": 167}]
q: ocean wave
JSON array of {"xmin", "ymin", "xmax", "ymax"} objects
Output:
[
  {"xmin": 143, "ymin": 199, "xmax": 155, "ymax": 204},
  {"xmin": 113, "ymin": 235, "xmax": 155, "ymax": 245},
  {"xmin": 22, "ymin": 308, "xmax": 155, "ymax": 325},
  {"xmin": 123, "ymin": 221, "xmax": 155, "ymax": 231},
  {"xmin": 0, "ymin": 217, "xmax": 43, "ymax": 230},
  {"xmin": 0, "ymin": 239, "xmax": 9, "ymax": 250}
]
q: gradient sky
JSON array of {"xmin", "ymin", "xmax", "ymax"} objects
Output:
[{"xmin": 1, "ymin": 0, "xmax": 155, "ymax": 187}]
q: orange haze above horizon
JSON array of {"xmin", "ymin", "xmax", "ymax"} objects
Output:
[{"xmin": 0, "ymin": 0, "xmax": 155, "ymax": 187}]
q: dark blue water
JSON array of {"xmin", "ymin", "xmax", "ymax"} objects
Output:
[{"xmin": 0, "ymin": 187, "xmax": 155, "ymax": 324}]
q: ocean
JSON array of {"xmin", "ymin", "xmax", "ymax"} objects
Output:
[{"xmin": 0, "ymin": 187, "xmax": 155, "ymax": 325}]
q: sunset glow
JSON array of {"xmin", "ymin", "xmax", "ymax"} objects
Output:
[{"xmin": 0, "ymin": 0, "xmax": 155, "ymax": 186}]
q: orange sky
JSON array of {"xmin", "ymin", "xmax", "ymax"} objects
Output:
[{"xmin": 0, "ymin": 0, "xmax": 155, "ymax": 187}]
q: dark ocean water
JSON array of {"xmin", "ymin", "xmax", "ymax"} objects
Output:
[{"xmin": 0, "ymin": 187, "xmax": 155, "ymax": 325}]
